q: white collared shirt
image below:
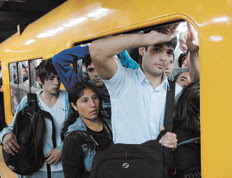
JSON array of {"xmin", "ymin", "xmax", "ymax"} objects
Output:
[{"xmin": 103, "ymin": 63, "xmax": 182, "ymax": 144}]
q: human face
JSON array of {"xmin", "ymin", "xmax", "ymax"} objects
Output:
[
  {"xmin": 140, "ymin": 44, "xmax": 174, "ymax": 78},
  {"xmin": 87, "ymin": 63, "xmax": 104, "ymax": 87},
  {"xmin": 165, "ymin": 57, "xmax": 174, "ymax": 79},
  {"xmin": 176, "ymin": 72, "xmax": 191, "ymax": 88},
  {"xmin": 72, "ymin": 88, "xmax": 100, "ymax": 121},
  {"xmin": 39, "ymin": 74, "xmax": 61, "ymax": 95},
  {"xmin": 22, "ymin": 68, "xmax": 28, "ymax": 77}
]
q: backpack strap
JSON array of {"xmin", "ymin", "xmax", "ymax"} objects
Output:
[
  {"xmin": 26, "ymin": 93, "xmax": 56, "ymax": 178},
  {"xmin": 40, "ymin": 110, "xmax": 57, "ymax": 178},
  {"xmin": 40, "ymin": 110, "xmax": 57, "ymax": 148},
  {"xmin": 163, "ymin": 80, "xmax": 176, "ymax": 132},
  {"xmin": 177, "ymin": 137, "xmax": 201, "ymax": 147}
]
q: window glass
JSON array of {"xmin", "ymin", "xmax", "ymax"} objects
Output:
[{"xmin": 9, "ymin": 59, "xmax": 42, "ymax": 114}]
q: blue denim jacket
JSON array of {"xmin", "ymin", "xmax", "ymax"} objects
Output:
[{"xmin": 67, "ymin": 117, "xmax": 111, "ymax": 172}]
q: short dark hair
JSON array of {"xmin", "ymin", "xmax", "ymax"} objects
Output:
[
  {"xmin": 173, "ymin": 82, "xmax": 200, "ymax": 135},
  {"xmin": 82, "ymin": 55, "xmax": 92, "ymax": 69},
  {"xmin": 35, "ymin": 58, "xmax": 57, "ymax": 85}
]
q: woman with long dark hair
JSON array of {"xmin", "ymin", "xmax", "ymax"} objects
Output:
[
  {"xmin": 173, "ymin": 82, "xmax": 201, "ymax": 178},
  {"xmin": 61, "ymin": 82, "xmax": 112, "ymax": 178}
]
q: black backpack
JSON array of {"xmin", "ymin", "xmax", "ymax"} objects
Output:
[
  {"xmin": 2, "ymin": 93, "xmax": 56, "ymax": 177},
  {"xmin": 90, "ymin": 80, "xmax": 176, "ymax": 178}
]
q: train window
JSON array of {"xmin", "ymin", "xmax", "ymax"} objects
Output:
[{"xmin": 9, "ymin": 59, "xmax": 42, "ymax": 114}]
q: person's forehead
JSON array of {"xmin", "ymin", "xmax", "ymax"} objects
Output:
[
  {"xmin": 87, "ymin": 63, "xmax": 95, "ymax": 69},
  {"xmin": 179, "ymin": 72, "xmax": 190, "ymax": 78}
]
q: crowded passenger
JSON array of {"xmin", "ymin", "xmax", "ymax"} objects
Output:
[
  {"xmin": 172, "ymin": 22, "xmax": 200, "ymax": 177},
  {"xmin": 165, "ymin": 56, "xmax": 175, "ymax": 79},
  {"xmin": 174, "ymin": 71, "xmax": 192, "ymax": 88},
  {"xmin": 53, "ymin": 46, "xmax": 138, "ymax": 119},
  {"xmin": 0, "ymin": 59, "xmax": 69, "ymax": 178},
  {"xmin": 61, "ymin": 82, "xmax": 112, "ymax": 178},
  {"xmin": 13, "ymin": 64, "xmax": 29, "ymax": 85},
  {"xmin": 173, "ymin": 82, "xmax": 200, "ymax": 178},
  {"xmin": 89, "ymin": 24, "xmax": 182, "ymax": 146},
  {"xmin": 178, "ymin": 23, "xmax": 199, "ymax": 82}
]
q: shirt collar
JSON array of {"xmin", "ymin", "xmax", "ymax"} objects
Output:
[
  {"xmin": 137, "ymin": 67, "xmax": 170, "ymax": 90},
  {"xmin": 137, "ymin": 67, "xmax": 146, "ymax": 83}
]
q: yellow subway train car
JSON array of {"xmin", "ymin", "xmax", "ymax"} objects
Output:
[{"xmin": 0, "ymin": 0, "xmax": 232, "ymax": 177}]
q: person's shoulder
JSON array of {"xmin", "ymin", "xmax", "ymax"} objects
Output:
[
  {"xmin": 64, "ymin": 131, "xmax": 84, "ymax": 144},
  {"xmin": 103, "ymin": 118, "xmax": 111, "ymax": 127},
  {"xmin": 58, "ymin": 90, "xmax": 68, "ymax": 99},
  {"xmin": 175, "ymin": 82, "xmax": 183, "ymax": 95},
  {"xmin": 17, "ymin": 95, "xmax": 29, "ymax": 109}
]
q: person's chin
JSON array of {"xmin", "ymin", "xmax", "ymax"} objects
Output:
[{"xmin": 95, "ymin": 82, "xmax": 104, "ymax": 87}]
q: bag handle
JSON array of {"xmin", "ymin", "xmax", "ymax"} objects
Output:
[{"xmin": 177, "ymin": 137, "xmax": 200, "ymax": 147}]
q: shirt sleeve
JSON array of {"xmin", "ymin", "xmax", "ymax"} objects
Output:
[
  {"xmin": 103, "ymin": 61, "xmax": 134, "ymax": 99},
  {"xmin": 52, "ymin": 46, "xmax": 90, "ymax": 91},
  {"xmin": 0, "ymin": 96, "xmax": 28, "ymax": 143},
  {"xmin": 118, "ymin": 50, "xmax": 139, "ymax": 70},
  {"xmin": 57, "ymin": 142, "xmax": 63, "ymax": 150}
]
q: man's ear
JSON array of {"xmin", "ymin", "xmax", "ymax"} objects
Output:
[
  {"xmin": 71, "ymin": 102, "xmax": 78, "ymax": 111},
  {"xmin": 139, "ymin": 47, "xmax": 146, "ymax": 56}
]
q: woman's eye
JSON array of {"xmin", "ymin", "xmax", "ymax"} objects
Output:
[
  {"xmin": 93, "ymin": 95, "xmax": 98, "ymax": 100},
  {"xmin": 82, "ymin": 99, "xmax": 87, "ymax": 103}
]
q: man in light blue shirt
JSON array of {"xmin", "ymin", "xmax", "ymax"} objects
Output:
[
  {"xmin": 90, "ymin": 27, "xmax": 183, "ymax": 148},
  {"xmin": 0, "ymin": 59, "xmax": 69, "ymax": 178}
]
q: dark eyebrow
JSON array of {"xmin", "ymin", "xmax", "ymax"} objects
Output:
[
  {"xmin": 81, "ymin": 97, "xmax": 88, "ymax": 100},
  {"xmin": 153, "ymin": 44, "xmax": 163, "ymax": 48},
  {"xmin": 180, "ymin": 76, "xmax": 188, "ymax": 80},
  {"xmin": 48, "ymin": 73, "xmax": 57, "ymax": 77},
  {"xmin": 93, "ymin": 94, "xmax": 98, "ymax": 97},
  {"xmin": 168, "ymin": 49, "xmax": 174, "ymax": 52}
]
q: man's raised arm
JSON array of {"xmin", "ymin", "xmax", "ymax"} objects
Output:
[
  {"xmin": 179, "ymin": 22, "xmax": 199, "ymax": 82},
  {"xmin": 89, "ymin": 31, "xmax": 177, "ymax": 80}
]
